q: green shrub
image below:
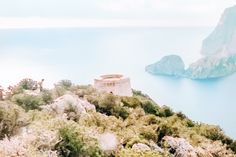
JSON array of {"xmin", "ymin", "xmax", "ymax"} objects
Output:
[
  {"xmin": 18, "ymin": 78, "xmax": 38, "ymax": 90},
  {"xmin": 121, "ymin": 96, "xmax": 141, "ymax": 108},
  {"xmin": 64, "ymin": 103, "xmax": 81, "ymax": 121},
  {"xmin": 56, "ymin": 80, "xmax": 73, "ymax": 90},
  {"xmin": 57, "ymin": 127, "xmax": 83, "ymax": 157},
  {"xmin": 201, "ymin": 126, "xmax": 223, "ymax": 141},
  {"xmin": 56, "ymin": 126, "xmax": 104, "ymax": 157},
  {"xmin": 11, "ymin": 94, "xmax": 43, "ymax": 111},
  {"xmin": 132, "ymin": 90, "xmax": 149, "ymax": 98},
  {"xmin": 4, "ymin": 79, "xmax": 39, "ymax": 100},
  {"xmin": 157, "ymin": 123, "xmax": 179, "ymax": 142},
  {"xmin": 40, "ymin": 89, "xmax": 53, "ymax": 104},
  {"xmin": 115, "ymin": 106, "xmax": 130, "ymax": 119},
  {"xmin": 52, "ymin": 80, "xmax": 73, "ymax": 98},
  {"xmin": 229, "ymin": 141, "xmax": 236, "ymax": 153},
  {"xmin": 98, "ymin": 94, "xmax": 117, "ymax": 112},
  {"xmin": 141, "ymin": 100, "xmax": 159, "ymax": 116},
  {"xmin": 87, "ymin": 96, "xmax": 99, "ymax": 106},
  {"xmin": 139, "ymin": 125, "xmax": 158, "ymax": 142},
  {"xmin": 159, "ymin": 106, "xmax": 174, "ymax": 117},
  {"xmin": 176, "ymin": 112, "xmax": 187, "ymax": 120},
  {"xmin": 73, "ymin": 85, "xmax": 97, "ymax": 98},
  {"xmin": 199, "ymin": 125, "xmax": 233, "ymax": 145},
  {"xmin": 0, "ymin": 101, "xmax": 25, "ymax": 139},
  {"xmin": 176, "ymin": 112, "xmax": 195, "ymax": 127},
  {"xmin": 93, "ymin": 94, "xmax": 130, "ymax": 119},
  {"xmin": 142, "ymin": 115, "xmax": 160, "ymax": 125},
  {"xmin": 186, "ymin": 119, "xmax": 195, "ymax": 127},
  {"xmin": 94, "ymin": 94, "xmax": 115, "ymax": 116}
]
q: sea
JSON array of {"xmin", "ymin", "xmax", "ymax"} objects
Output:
[{"xmin": 0, "ymin": 27, "xmax": 235, "ymax": 139}]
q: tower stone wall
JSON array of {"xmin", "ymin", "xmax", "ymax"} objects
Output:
[{"xmin": 94, "ymin": 74, "xmax": 132, "ymax": 96}]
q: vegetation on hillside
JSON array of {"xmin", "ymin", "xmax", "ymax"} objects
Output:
[{"xmin": 0, "ymin": 78, "xmax": 235, "ymax": 157}]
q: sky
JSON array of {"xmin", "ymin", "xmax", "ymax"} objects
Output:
[{"xmin": 0, "ymin": 0, "xmax": 236, "ymax": 28}]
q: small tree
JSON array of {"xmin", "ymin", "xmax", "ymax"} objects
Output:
[
  {"xmin": 56, "ymin": 80, "xmax": 73, "ymax": 90},
  {"xmin": 18, "ymin": 78, "xmax": 38, "ymax": 90}
]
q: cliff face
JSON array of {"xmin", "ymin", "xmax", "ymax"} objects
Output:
[
  {"xmin": 0, "ymin": 78, "xmax": 236, "ymax": 157},
  {"xmin": 185, "ymin": 53, "xmax": 236, "ymax": 79},
  {"xmin": 146, "ymin": 5, "xmax": 236, "ymax": 79},
  {"xmin": 201, "ymin": 5, "xmax": 236, "ymax": 56}
]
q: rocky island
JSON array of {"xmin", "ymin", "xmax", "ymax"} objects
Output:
[
  {"xmin": 145, "ymin": 55, "xmax": 185, "ymax": 77},
  {"xmin": 146, "ymin": 5, "xmax": 236, "ymax": 79},
  {"xmin": 0, "ymin": 78, "xmax": 235, "ymax": 157}
]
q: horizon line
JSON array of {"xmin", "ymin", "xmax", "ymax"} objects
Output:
[{"xmin": 0, "ymin": 17, "xmax": 215, "ymax": 29}]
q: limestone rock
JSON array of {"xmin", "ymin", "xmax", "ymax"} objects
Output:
[
  {"xmin": 149, "ymin": 140, "xmax": 163, "ymax": 153},
  {"xmin": 185, "ymin": 54, "xmax": 236, "ymax": 79},
  {"xmin": 162, "ymin": 136, "xmax": 214, "ymax": 157},
  {"xmin": 146, "ymin": 6, "xmax": 236, "ymax": 79},
  {"xmin": 201, "ymin": 5, "xmax": 236, "ymax": 56},
  {"xmin": 145, "ymin": 55, "xmax": 185, "ymax": 77},
  {"xmin": 132, "ymin": 143, "xmax": 151, "ymax": 151},
  {"xmin": 41, "ymin": 94, "xmax": 95, "ymax": 116}
]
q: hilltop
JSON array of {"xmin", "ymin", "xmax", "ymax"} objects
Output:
[{"xmin": 0, "ymin": 78, "xmax": 235, "ymax": 157}]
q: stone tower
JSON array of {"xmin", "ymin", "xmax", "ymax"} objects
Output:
[{"xmin": 94, "ymin": 74, "xmax": 132, "ymax": 96}]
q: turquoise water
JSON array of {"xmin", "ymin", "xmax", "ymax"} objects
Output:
[{"xmin": 0, "ymin": 27, "xmax": 235, "ymax": 139}]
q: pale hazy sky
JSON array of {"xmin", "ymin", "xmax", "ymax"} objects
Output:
[
  {"xmin": 0, "ymin": 0, "xmax": 235, "ymax": 87},
  {"xmin": 0, "ymin": 0, "xmax": 236, "ymax": 28}
]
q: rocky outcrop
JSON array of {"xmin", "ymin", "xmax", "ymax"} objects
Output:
[
  {"xmin": 201, "ymin": 5, "xmax": 236, "ymax": 56},
  {"xmin": 162, "ymin": 136, "xmax": 198, "ymax": 157},
  {"xmin": 185, "ymin": 5, "xmax": 236, "ymax": 79},
  {"xmin": 185, "ymin": 54, "xmax": 236, "ymax": 79},
  {"xmin": 145, "ymin": 55, "xmax": 185, "ymax": 77},
  {"xmin": 0, "ymin": 126, "xmax": 58, "ymax": 157},
  {"xmin": 41, "ymin": 94, "xmax": 96, "ymax": 116},
  {"xmin": 132, "ymin": 143, "xmax": 151, "ymax": 151},
  {"xmin": 149, "ymin": 140, "xmax": 164, "ymax": 153},
  {"xmin": 131, "ymin": 141, "xmax": 163, "ymax": 153},
  {"xmin": 146, "ymin": 6, "xmax": 236, "ymax": 79},
  {"xmin": 162, "ymin": 136, "xmax": 235, "ymax": 157}
]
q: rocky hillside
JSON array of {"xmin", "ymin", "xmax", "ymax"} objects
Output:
[{"xmin": 0, "ymin": 78, "xmax": 235, "ymax": 157}]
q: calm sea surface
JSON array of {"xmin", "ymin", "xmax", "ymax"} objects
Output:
[{"xmin": 0, "ymin": 27, "xmax": 235, "ymax": 139}]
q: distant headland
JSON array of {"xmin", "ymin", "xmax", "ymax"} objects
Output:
[{"xmin": 146, "ymin": 5, "xmax": 236, "ymax": 79}]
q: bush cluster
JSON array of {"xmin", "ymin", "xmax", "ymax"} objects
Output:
[
  {"xmin": 56, "ymin": 126, "xmax": 104, "ymax": 157},
  {"xmin": 52, "ymin": 80, "xmax": 74, "ymax": 98},
  {"xmin": 55, "ymin": 80, "xmax": 73, "ymax": 90},
  {"xmin": 88, "ymin": 94, "xmax": 130, "ymax": 119},
  {"xmin": 88, "ymin": 91, "xmax": 174, "ymax": 121},
  {"xmin": 0, "ymin": 101, "xmax": 25, "ymax": 139},
  {"xmin": 11, "ymin": 90, "xmax": 53, "ymax": 111},
  {"xmin": 18, "ymin": 78, "xmax": 38, "ymax": 91},
  {"xmin": 199, "ymin": 125, "xmax": 234, "ymax": 145},
  {"xmin": 0, "ymin": 78, "xmax": 235, "ymax": 156}
]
